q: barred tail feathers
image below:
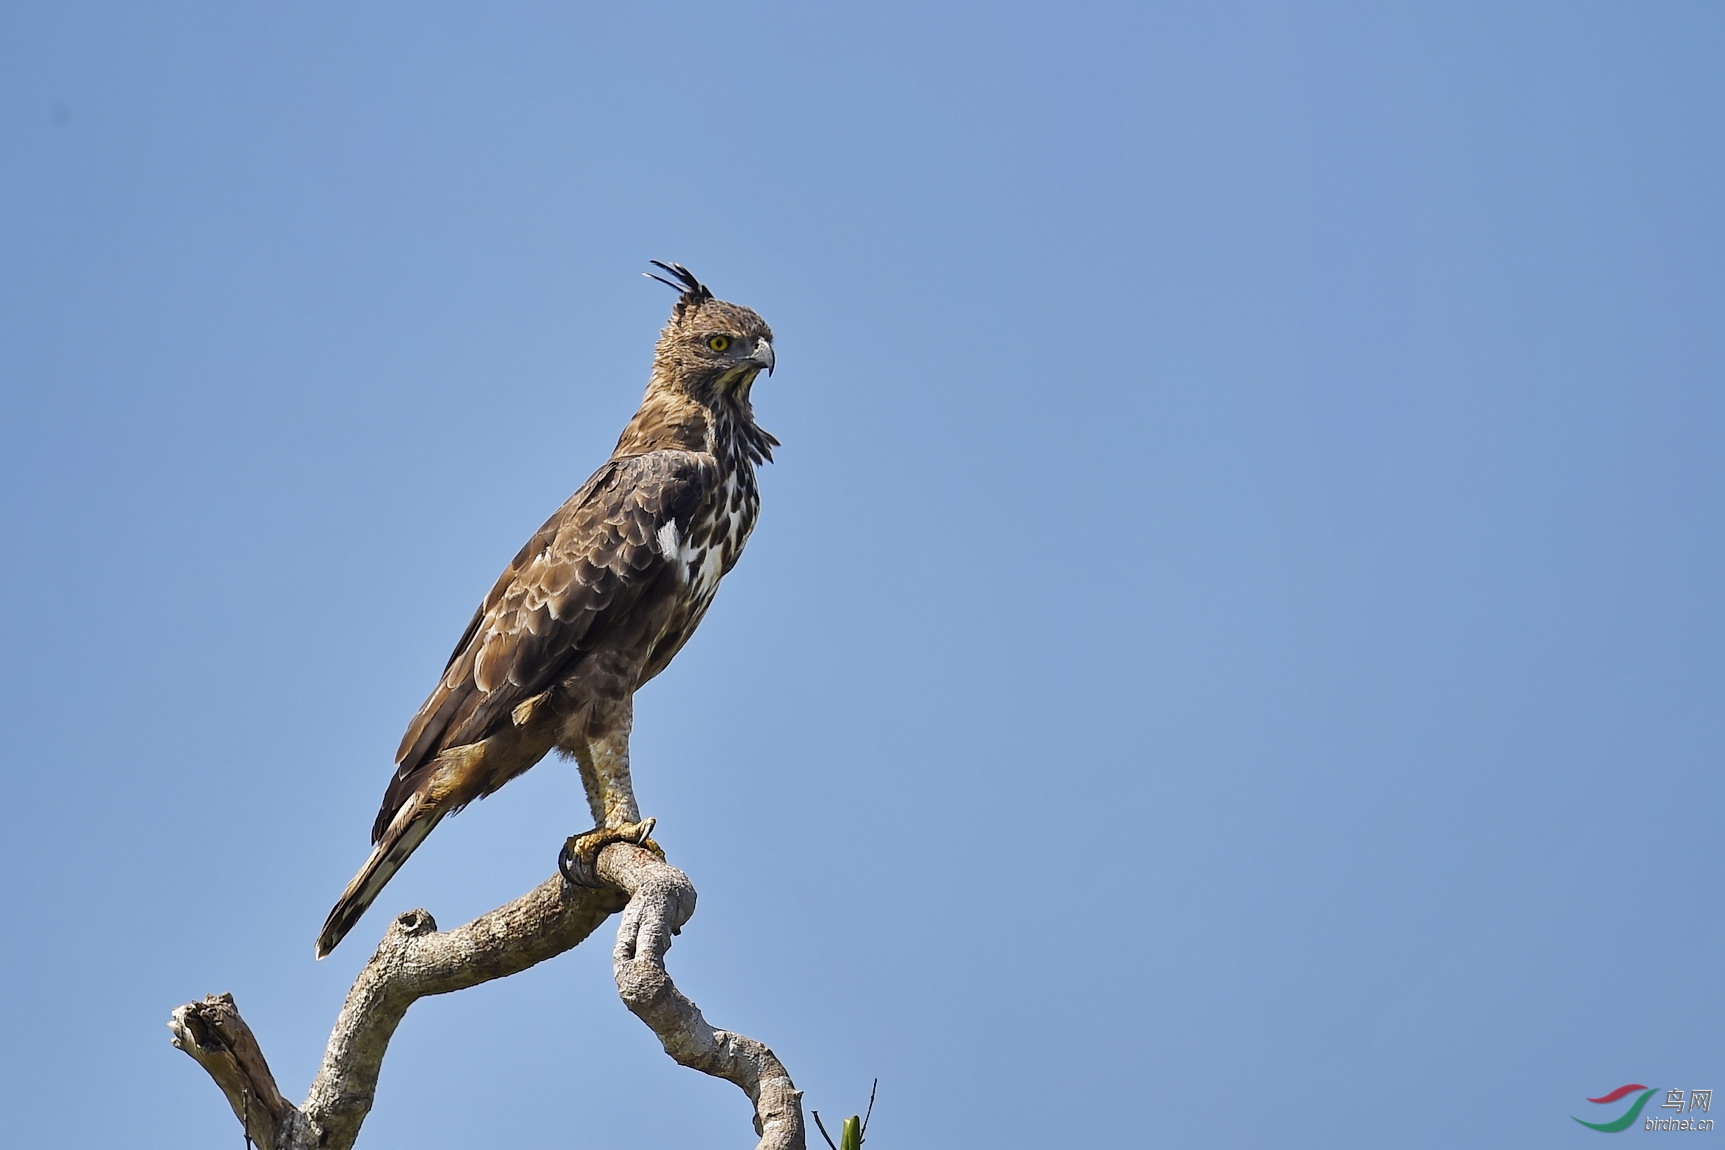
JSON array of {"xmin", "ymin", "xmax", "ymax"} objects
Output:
[{"xmin": 316, "ymin": 795, "xmax": 444, "ymax": 959}]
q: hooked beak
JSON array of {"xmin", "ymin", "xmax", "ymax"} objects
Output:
[{"xmin": 750, "ymin": 338, "xmax": 775, "ymax": 376}]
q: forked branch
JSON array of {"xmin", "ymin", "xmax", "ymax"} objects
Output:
[{"xmin": 168, "ymin": 845, "xmax": 804, "ymax": 1150}]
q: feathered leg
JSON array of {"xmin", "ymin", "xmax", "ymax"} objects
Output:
[{"xmin": 557, "ymin": 702, "xmax": 661, "ymax": 886}]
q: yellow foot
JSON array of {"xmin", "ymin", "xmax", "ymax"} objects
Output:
[{"xmin": 558, "ymin": 817, "xmax": 662, "ymax": 887}]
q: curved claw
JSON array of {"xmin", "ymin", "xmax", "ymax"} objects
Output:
[{"xmin": 559, "ymin": 817, "xmax": 658, "ymax": 888}]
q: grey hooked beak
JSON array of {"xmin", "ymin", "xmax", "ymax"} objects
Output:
[{"xmin": 750, "ymin": 338, "xmax": 775, "ymax": 376}]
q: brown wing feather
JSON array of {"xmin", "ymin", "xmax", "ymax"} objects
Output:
[{"xmin": 373, "ymin": 451, "xmax": 712, "ymax": 842}]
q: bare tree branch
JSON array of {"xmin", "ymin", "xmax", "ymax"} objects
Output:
[
  {"xmin": 168, "ymin": 992, "xmax": 294, "ymax": 1150},
  {"xmin": 601, "ymin": 849, "xmax": 805, "ymax": 1150},
  {"xmin": 169, "ymin": 844, "xmax": 804, "ymax": 1149}
]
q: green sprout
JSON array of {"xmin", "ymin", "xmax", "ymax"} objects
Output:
[{"xmin": 813, "ymin": 1078, "xmax": 878, "ymax": 1150}]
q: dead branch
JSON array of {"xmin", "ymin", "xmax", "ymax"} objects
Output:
[
  {"xmin": 169, "ymin": 843, "xmax": 804, "ymax": 1149},
  {"xmin": 601, "ymin": 848, "xmax": 805, "ymax": 1149}
]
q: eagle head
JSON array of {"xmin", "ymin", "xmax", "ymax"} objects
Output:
[{"xmin": 647, "ymin": 261, "xmax": 775, "ymax": 396}]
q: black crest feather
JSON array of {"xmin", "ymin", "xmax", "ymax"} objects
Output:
[{"xmin": 644, "ymin": 261, "xmax": 714, "ymax": 303}]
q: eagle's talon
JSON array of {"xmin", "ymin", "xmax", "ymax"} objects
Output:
[
  {"xmin": 557, "ymin": 839, "xmax": 587, "ymax": 886},
  {"xmin": 559, "ymin": 817, "xmax": 660, "ymax": 888}
]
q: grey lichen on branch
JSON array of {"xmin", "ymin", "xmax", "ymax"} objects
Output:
[{"xmin": 168, "ymin": 843, "xmax": 805, "ymax": 1150}]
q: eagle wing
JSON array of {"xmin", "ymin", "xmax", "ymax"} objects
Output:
[{"xmin": 375, "ymin": 450, "xmax": 712, "ymax": 840}]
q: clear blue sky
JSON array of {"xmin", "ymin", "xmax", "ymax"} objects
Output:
[{"xmin": 2, "ymin": 3, "xmax": 1721, "ymax": 1146}]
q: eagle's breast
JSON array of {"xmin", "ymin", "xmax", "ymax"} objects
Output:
[
  {"xmin": 674, "ymin": 469, "xmax": 758, "ymax": 600},
  {"xmin": 640, "ymin": 427, "xmax": 760, "ymax": 683}
]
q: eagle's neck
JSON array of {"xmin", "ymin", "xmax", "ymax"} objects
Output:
[
  {"xmin": 615, "ymin": 375, "xmax": 776, "ymax": 470},
  {"xmin": 709, "ymin": 391, "xmax": 777, "ymax": 469}
]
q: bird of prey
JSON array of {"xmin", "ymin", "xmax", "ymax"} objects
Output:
[{"xmin": 316, "ymin": 263, "xmax": 777, "ymax": 958}]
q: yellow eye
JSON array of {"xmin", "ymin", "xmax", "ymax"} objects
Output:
[{"xmin": 707, "ymin": 334, "xmax": 731, "ymax": 352}]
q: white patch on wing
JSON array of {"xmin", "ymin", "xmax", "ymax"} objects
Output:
[{"xmin": 656, "ymin": 520, "xmax": 680, "ymax": 559}]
